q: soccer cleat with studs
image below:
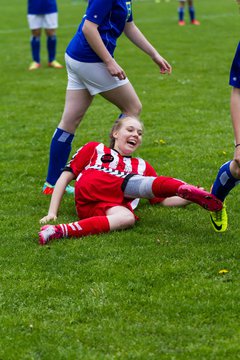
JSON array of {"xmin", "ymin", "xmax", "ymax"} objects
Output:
[
  {"xmin": 42, "ymin": 182, "xmax": 54, "ymax": 195},
  {"xmin": 28, "ymin": 61, "xmax": 41, "ymax": 71},
  {"xmin": 191, "ymin": 19, "xmax": 200, "ymax": 25},
  {"xmin": 177, "ymin": 184, "xmax": 223, "ymax": 212},
  {"xmin": 42, "ymin": 182, "xmax": 75, "ymax": 195},
  {"xmin": 48, "ymin": 60, "xmax": 64, "ymax": 69},
  {"xmin": 178, "ymin": 20, "xmax": 186, "ymax": 26},
  {"xmin": 210, "ymin": 202, "xmax": 228, "ymax": 233},
  {"xmin": 39, "ymin": 225, "xmax": 63, "ymax": 245}
]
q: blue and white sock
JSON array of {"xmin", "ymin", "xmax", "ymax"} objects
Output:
[
  {"xmin": 47, "ymin": 35, "xmax": 57, "ymax": 63},
  {"xmin": 211, "ymin": 161, "xmax": 240, "ymax": 202},
  {"xmin": 31, "ymin": 36, "xmax": 40, "ymax": 63},
  {"xmin": 189, "ymin": 6, "xmax": 195, "ymax": 21},
  {"xmin": 46, "ymin": 128, "xmax": 74, "ymax": 186},
  {"xmin": 178, "ymin": 7, "xmax": 184, "ymax": 21}
]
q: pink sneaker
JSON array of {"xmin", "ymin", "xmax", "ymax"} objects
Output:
[
  {"xmin": 39, "ymin": 225, "xmax": 63, "ymax": 245},
  {"xmin": 178, "ymin": 20, "xmax": 186, "ymax": 26},
  {"xmin": 177, "ymin": 185, "xmax": 222, "ymax": 212},
  {"xmin": 191, "ymin": 19, "xmax": 200, "ymax": 25}
]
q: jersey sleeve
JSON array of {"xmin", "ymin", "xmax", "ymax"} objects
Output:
[
  {"xmin": 86, "ymin": 0, "xmax": 114, "ymax": 25},
  {"xmin": 64, "ymin": 142, "xmax": 99, "ymax": 177},
  {"xmin": 144, "ymin": 161, "xmax": 166, "ymax": 205}
]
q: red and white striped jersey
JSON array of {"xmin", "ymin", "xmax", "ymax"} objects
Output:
[
  {"xmin": 66, "ymin": 142, "xmax": 164, "ymax": 219},
  {"xmin": 67, "ymin": 142, "xmax": 158, "ymax": 178}
]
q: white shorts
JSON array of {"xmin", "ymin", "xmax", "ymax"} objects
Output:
[
  {"xmin": 65, "ymin": 53, "xmax": 129, "ymax": 96},
  {"xmin": 27, "ymin": 13, "xmax": 58, "ymax": 30}
]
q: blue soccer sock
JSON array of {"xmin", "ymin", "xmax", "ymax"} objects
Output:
[
  {"xmin": 189, "ymin": 6, "xmax": 195, "ymax": 21},
  {"xmin": 178, "ymin": 7, "xmax": 184, "ymax": 21},
  {"xmin": 47, "ymin": 35, "xmax": 57, "ymax": 62},
  {"xmin": 46, "ymin": 128, "xmax": 74, "ymax": 186},
  {"xmin": 211, "ymin": 161, "xmax": 240, "ymax": 202},
  {"xmin": 31, "ymin": 36, "xmax": 40, "ymax": 63}
]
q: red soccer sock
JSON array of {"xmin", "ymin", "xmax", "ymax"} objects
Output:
[
  {"xmin": 152, "ymin": 176, "xmax": 185, "ymax": 198},
  {"xmin": 56, "ymin": 216, "xmax": 110, "ymax": 238}
]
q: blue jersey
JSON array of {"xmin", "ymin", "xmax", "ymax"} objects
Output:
[
  {"xmin": 28, "ymin": 0, "xmax": 57, "ymax": 15},
  {"xmin": 66, "ymin": 0, "xmax": 133, "ymax": 63},
  {"xmin": 229, "ymin": 42, "xmax": 240, "ymax": 89}
]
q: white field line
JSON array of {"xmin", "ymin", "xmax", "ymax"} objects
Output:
[{"xmin": 0, "ymin": 12, "xmax": 235, "ymax": 35}]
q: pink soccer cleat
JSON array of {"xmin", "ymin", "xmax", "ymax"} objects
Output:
[
  {"xmin": 39, "ymin": 225, "xmax": 63, "ymax": 245},
  {"xmin": 178, "ymin": 20, "xmax": 186, "ymax": 26},
  {"xmin": 191, "ymin": 19, "xmax": 200, "ymax": 25},
  {"xmin": 177, "ymin": 185, "xmax": 222, "ymax": 212}
]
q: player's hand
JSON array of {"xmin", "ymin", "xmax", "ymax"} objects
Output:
[
  {"xmin": 152, "ymin": 54, "xmax": 172, "ymax": 74},
  {"xmin": 106, "ymin": 58, "xmax": 126, "ymax": 80},
  {"xmin": 40, "ymin": 213, "xmax": 57, "ymax": 224}
]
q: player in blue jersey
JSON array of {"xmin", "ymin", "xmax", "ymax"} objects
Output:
[
  {"xmin": 27, "ymin": 0, "xmax": 63, "ymax": 70},
  {"xmin": 210, "ymin": 41, "xmax": 240, "ymax": 232},
  {"xmin": 42, "ymin": 0, "xmax": 172, "ymax": 195},
  {"xmin": 178, "ymin": 0, "xmax": 200, "ymax": 26}
]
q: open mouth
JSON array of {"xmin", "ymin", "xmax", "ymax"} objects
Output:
[{"xmin": 127, "ymin": 139, "xmax": 137, "ymax": 146}]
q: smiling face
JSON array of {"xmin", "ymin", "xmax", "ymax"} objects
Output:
[{"xmin": 112, "ymin": 117, "xmax": 143, "ymax": 156}]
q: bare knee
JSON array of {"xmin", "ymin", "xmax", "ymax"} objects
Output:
[
  {"xmin": 124, "ymin": 100, "xmax": 142, "ymax": 118},
  {"xmin": 108, "ymin": 210, "xmax": 136, "ymax": 231},
  {"xmin": 122, "ymin": 213, "xmax": 136, "ymax": 228},
  {"xmin": 59, "ymin": 112, "xmax": 84, "ymax": 133},
  {"xmin": 58, "ymin": 90, "xmax": 93, "ymax": 133},
  {"xmin": 45, "ymin": 29, "xmax": 56, "ymax": 37},
  {"xmin": 32, "ymin": 29, "xmax": 41, "ymax": 37}
]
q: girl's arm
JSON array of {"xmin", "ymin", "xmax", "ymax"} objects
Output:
[
  {"xmin": 40, "ymin": 171, "xmax": 75, "ymax": 224},
  {"xmin": 82, "ymin": 20, "xmax": 126, "ymax": 80},
  {"xmin": 123, "ymin": 21, "xmax": 172, "ymax": 74}
]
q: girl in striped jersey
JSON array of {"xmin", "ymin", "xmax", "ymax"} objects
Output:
[{"xmin": 39, "ymin": 116, "xmax": 222, "ymax": 245}]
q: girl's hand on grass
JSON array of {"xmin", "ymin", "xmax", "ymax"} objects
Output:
[{"xmin": 40, "ymin": 214, "xmax": 57, "ymax": 224}]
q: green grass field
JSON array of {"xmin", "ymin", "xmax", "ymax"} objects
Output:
[{"xmin": 1, "ymin": 0, "xmax": 240, "ymax": 359}]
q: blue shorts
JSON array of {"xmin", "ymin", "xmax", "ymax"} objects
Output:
[{"xmin": 229, "ymin": 42, "xmax": 240, "ymax": 88}]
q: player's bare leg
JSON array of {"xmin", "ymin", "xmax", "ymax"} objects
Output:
[
  {"xmin": 59, "ymin": 89, "xmax": 94, "ymax": 133},
  {"xmin": 100, "ymin": 82, "xmax": 142, "ymax": 118}
]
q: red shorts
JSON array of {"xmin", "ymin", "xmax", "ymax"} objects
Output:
[{"xmin": 75, "ymin": 169, "xmax": 134, "ymax": 219}]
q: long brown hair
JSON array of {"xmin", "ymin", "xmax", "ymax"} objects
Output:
[{"xmin": 109, "ymin": 116, "xmax": 143, "ymax": 148}]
